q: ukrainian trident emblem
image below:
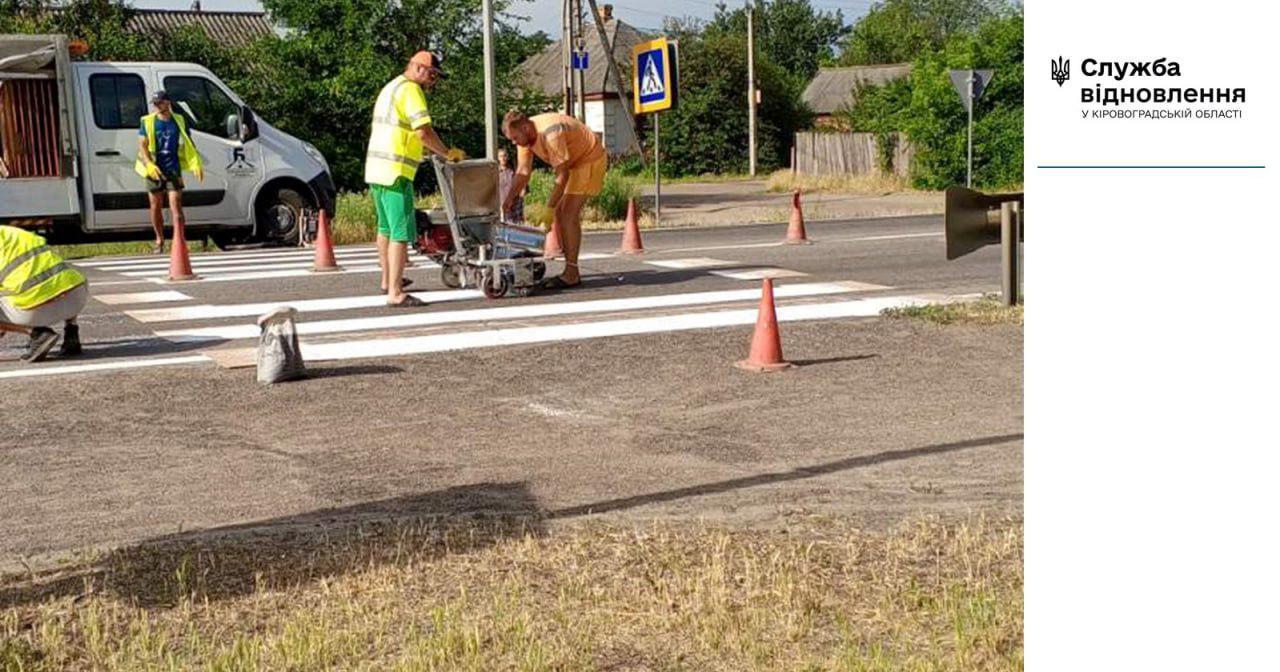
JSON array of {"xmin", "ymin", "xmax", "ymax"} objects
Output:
[{"xmin": 1051, "ymin": 57, "xmax": 1070, "ymax": 87}]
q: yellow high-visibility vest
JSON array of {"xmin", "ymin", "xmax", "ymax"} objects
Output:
[
  {"xmin": 364, "ymin": 75, "xmax": 433, "ymax": 186},
  {"xmin": 134, "ymin": 113, "xmax": 203, "ymax": 178},
  {"xmin": 0, "ymin": 226, "xmax": 86, "ymax": 311}
]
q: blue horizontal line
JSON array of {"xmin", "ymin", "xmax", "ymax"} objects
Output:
[{"xmin": 1038, "ymin": 165, "xmax": 1265, "ymax": 169}]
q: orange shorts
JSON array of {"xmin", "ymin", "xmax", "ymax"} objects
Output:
[{"xmin": 566, "ymin": 154, "xmax": 607, "ymax": 196}]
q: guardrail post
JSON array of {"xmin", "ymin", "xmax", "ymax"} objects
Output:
[{"xmin": 1001, "ymin": 201, "xmax": 1020, "ymax": 306}]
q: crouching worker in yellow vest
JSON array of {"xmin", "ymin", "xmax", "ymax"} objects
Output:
[
  {"xmin": 137, "ymin": 90, "xmax": 204, "ymax": 255},
  {"xmin": 365, "ymin": 50, "xmax": 465, "ymax": 307},
  {"xmin": 0, "ymin": 226, "xmax": 89, "ymax": 363}
]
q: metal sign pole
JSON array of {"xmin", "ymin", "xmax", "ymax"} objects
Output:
[
  {"xmin": 747, "ymin": 5, "xmax": 757, "ymax": 177},
  {"xmin": 967, "ymin": 70, "xmax": 974, "ymax": 188},
  {"xmin": 481, "ymin": 0, "xmax": 496, "ymax": 159},
  {"xmin": 654, "ymin": 113, "xmax": 661, "ymax": 226}
]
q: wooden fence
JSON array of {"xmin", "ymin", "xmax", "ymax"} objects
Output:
[{"xmin": 793, "ymin": 132, "xmax": 913, "ymax": 178}]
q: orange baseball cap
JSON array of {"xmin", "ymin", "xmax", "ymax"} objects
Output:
[{"xmin": 410, "ymin": 51, "xmax": 446, "ymax": 78}]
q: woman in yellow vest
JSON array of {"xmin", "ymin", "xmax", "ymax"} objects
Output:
[
  {"xmin": 0, "ymin": 226, "xmax": 88, "ymax": 363},
  {"xmin": 137, "ymin": 90, "xmax": 204, "ymax": 255},
  {"xmin": 364, "ymin": 51, "xmax": 464, "ymax": 307}
]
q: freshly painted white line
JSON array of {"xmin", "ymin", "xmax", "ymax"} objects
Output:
[
  {"xmin": 87, "ymin": 279, "xmax": 169, "ymax": 287},
  {"xmin": 0, "ymin": 355, "xmax": 211, "ymax": 380},
  {"xmin": 146, "ymin": 265, "xmax": 386, "ymax": 284},
  {"xmin": 293, "ymin": 295, "xmax": 927, "ymax": 363},
  {"xmin": 644, "ymin": 257, "xmax": 737, "ymax": 269},
  {"xmin": 156, "ymin": 282, "xmax": 876, "ymax": 342},
  {"xmin": 75, "ymin": 245, "xmax": 382, "ymax": 267},
  {"xmin": 128, "ymin": 289, "xmax": 484, "ymax": 323},
  {"xmin": 121, "ymin": 258, "xmax": 401, "ymax": 277},
  {"xmin": 709, "ymin": 267, "xmax": 809, "ymax": 280},
  {"xmin": 88, "ymin": 249, "xmax": 381, "ymax": 272},
  {"xmin": 94, "ymin": 290, "xmax": 193, "ymax": 305},
  {"xmin": 646, "ymin": 231, "xmax": 942, "ymax": 256},
  {"xmin": 578, "ymin": 252, "xmax": 614, "ymax": 260},
  {"xmin": 824, "ymin": 232, "xmax": 943, "ymax": 243}
]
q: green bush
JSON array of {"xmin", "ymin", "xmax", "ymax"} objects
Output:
[
  {"xmin": 520, "ymin": 168, "xmax": 638, "ymax": 222},
  {"xmin": 590, "ymin": 170, "xmax": 640, "ymax": 221},
  {"xmin": 902, "ymin": 14, "xmax": 1023, "ymax": 190}
]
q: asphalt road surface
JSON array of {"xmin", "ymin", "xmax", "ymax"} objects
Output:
[{"xmin": 0, "ymin": 216, "xmax": 1022, "ymax": 566}]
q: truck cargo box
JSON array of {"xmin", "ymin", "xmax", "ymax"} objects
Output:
[{"xmin": 0, "ymin": 34, "xmax": 80, "ymax": 223}]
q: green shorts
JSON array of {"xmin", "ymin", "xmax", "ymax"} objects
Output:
[{"xmin": 371, "ymin": 177, "xmax": 416, "ymax": 243}]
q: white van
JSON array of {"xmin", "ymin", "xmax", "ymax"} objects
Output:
[{"xmin": 0, "ymin": 34, "xmax": 335, "ymax": 247}]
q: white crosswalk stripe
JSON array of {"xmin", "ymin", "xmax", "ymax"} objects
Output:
[
  {"xmin": 85, "ymin": 250, "xmax": 381, "ymax": 272},
  {"xmin": 9, "ymin": 239, "xmax": 915, "ymax": 379},
  {"xmin": 120, "ymin": 259, "xmax": 394, "ymax": 278},
  {"xmin": 94, "ymin": 290, "xmax": 194, "ymax": 305},
  {"xmin": 154, "ymin": 282, "xmax": 872, "ymax": 342},
  {"xmin": 127, "ymin": 289, "xmax": 485, "ymax": 323},
  {"xmin": 207, "ymin": 295, "xmax": 929, "ymax": 368}
]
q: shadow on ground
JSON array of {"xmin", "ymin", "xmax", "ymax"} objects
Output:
[{"xmin": 0, "ymin": 482, "xmax": 543, "ymax": 610}]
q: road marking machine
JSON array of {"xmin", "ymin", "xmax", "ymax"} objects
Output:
[{"xmin": 414, "ymin": 157, "xmax": 549, "ymax": 299}]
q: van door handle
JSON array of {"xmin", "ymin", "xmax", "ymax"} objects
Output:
[{"xmin": 95, "ymin": 150, "xmax": 122, "ymax": 156}]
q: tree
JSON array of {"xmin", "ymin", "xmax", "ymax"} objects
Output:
[
  {"xmin": 707, "ymin": 0, "xmax": 847, "ymax": 83},
  {"xmin": 900, "ymin": 14, "xmax": 1023, "ymax": 189},
  {"xmin": 836, "ymin": 0, "xmax": 1013, "ymax": 66},
  {"xmin": 250, "ymin": 0, "xmax": 552, "ymax": 190},
  {"xmin": 640, "ymin": 18, "xmax": 812, "ymax": 177},
  {"xmin": 1, "ymin": 0, "xmax": 151, "ymax": 59}
]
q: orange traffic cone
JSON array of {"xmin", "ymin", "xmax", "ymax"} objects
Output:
[
  {"xmin": 312, "ymin": 209, "xmax": 342, "ymax": 272},
  {"xmin": 618, "ymin": 198, "xmax": 644, "ymax": 254},
  {"xmin": 168, "ymin": 217, "xmax": 199, "ymax": 282},
  {"xmin": 785, "ymin": 189, "xmax": 811, "ymax": 245},
  {"xmin": 544, "ymin": 220, "xmax": 564, "ymax": 259},
  {"xmin": 735, "ymin": 278, "xmax": 793, "ymax": 372}
]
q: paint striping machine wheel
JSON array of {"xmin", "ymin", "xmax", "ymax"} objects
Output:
[
  {"xmin": 440, "ymin": 263, "xmax": 462, "ymax": 289},
  {"xmin": 481, "ymin": 269, "xmax": 511, "ymax": 300}
]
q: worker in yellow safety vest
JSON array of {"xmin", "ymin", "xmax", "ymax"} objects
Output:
[
  {"xmin": 0, "ymin": 226, "xmax": 89, "ymax": 363},
  {"xmin": 137, "ymin": 90, "xmax": 204, "ymax": 255},
  {"xmin": 365, "ymin": 51, "xmax": 464, "ymax": 307}
]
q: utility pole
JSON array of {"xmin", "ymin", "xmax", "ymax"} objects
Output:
[
  {"xmin": 746, "ymin": 3, "xmax": 757, "ymax": 177},
  {"xmin": 585, "ymin": 0, "xmax": 644, "ymax": 158},
  {"xmin": 562, "ymin": 0, "xmax": 573, "ymax": 114},
  {"xmin": 574, "ymin": 0, "xmax": 586, "ymax": 121},
  {"xmin": 481, "ymin": 0, "xmax": 496, "ymax": 159}
]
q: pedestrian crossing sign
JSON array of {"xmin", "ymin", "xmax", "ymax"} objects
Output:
[{"xmin": 633, "ymin": 37, "xmax": 678, "ymax": 114}]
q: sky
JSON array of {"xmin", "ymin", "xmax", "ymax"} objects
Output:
[{"xmin": 130, "ymin": 0, "xmax": 872, "ymax": 38}]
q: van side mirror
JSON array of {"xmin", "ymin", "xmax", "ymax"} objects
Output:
[
  {"xmin": 239, "ymin": 106, "xmax": 259, "ymax": 142},
  {"xmin": 225, "ymin": 113, "xmax": 240, "ymax": 140}
]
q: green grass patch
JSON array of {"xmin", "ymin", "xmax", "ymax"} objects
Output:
[
  {"xmin": 882, "ymin": 296, "xmax": 1024, "ymax": 326},
  {"xmin": 52, "ymin": 239, "xmax": 217, "ymax": 261}
]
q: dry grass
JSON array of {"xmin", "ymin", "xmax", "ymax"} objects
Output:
[
  {"xmin": 882, "ymin": 296, "xmax": 1024, "ymax": 326},
  {"xmin": 0, "ymin": 516, "xmax": 1022, "ymax": 671},
  {"xmin": 765, "ymin": 170, "xmax": 915, "ymax": 195}
]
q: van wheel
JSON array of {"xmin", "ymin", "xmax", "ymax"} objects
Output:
[{"xmin": 255, "ymin": 188, "xmax": 307, "ymax": 246}]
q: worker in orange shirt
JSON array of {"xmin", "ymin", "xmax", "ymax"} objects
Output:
[{"xmin": 501, "ymin": 110, "xmax": 607, "ymax": 289}]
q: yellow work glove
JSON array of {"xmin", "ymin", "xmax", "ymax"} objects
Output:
[
  {"xmin": 145, "ymin": 162, "xmax": 162, "ymax": 180},
  {"xmin": 193, "ymin": 166, "xmax": 205, "ymax": 183},
  {"xmin": 445, "ymin": 147, "xmax": 466, "ymax": 163}
]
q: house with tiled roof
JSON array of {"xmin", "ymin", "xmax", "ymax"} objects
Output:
[
  {"xmin": 803, "ymin": 63, "xmax": 912, "ymax": 127},
  {"xmin": 126, "ymin": 4, "xmax": 275, "ymax": 49}
]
